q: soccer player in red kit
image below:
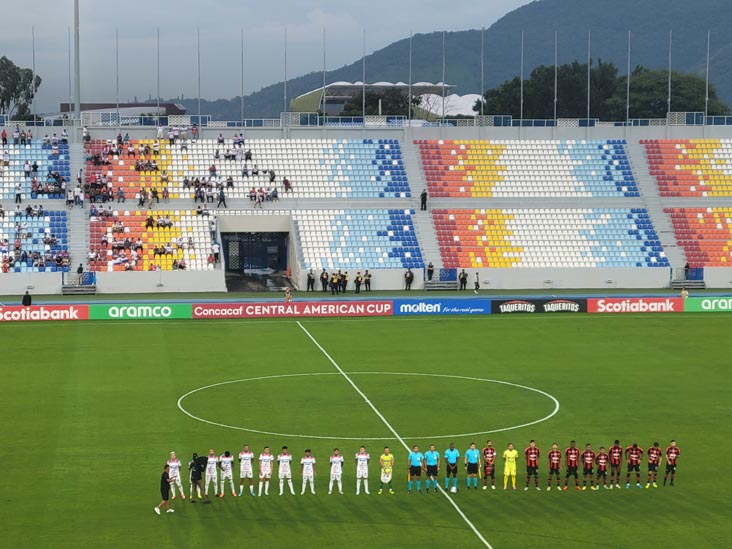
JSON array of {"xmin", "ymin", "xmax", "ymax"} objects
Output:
[
  {"xmin": 625, "ymin": 443, "xmax": 644, "ymax": 489},
  {"xmin": 546, "ymin": 443, "xmax": 562, "ymax": 491},
  {"xmin": 608, "ymin": 439, "xmax": 623, "ymax": 489},
  {"xmin": 595, "ymin": 447, "xmax": 610, "ymax": 489},
  {"xmin": 663, "ymin": 440, "xmax": 681, "ymax": 487},
  {"xmin": 580, "ymin": 443, "xmax": 596, "ymax": 491},
  {"xmin": 524, "ymin": 440, "xmax": 541, "ymax": 491},
  {"xmin": 646, "ymin": 442, "xmax": 663, "ymax": 488},
  {"xmin": 481, "ymin": 440, "xmax": 496, "ymax": 490},
  {"xmin": 563, "ymin": 440, "xmax": 580, "ymax": 491}
]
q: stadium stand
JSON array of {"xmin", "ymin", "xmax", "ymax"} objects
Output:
[
  {"xmin": 643, "ymin": 139, "xmax": 732, "ymax": 197},
  {"xmin": 87, "ymin": 209, "xmax": 214, "ymax": 272},
  {"xmin": 1, "ymin": 210, "xmax": 70, "ymax": 272},
  {"xmin": 296, "ymin": 209, "xmax": 423, "ymax": 270},
  {"xmin": 417, "ymin": 139, "xmax": 638, "ymax": 198},
  {"xmin": 666, "ymin": 207, "xmax": 732, "ymax": 267},
  {"xmin": 84, "ymin": 138, "xmax": 409, "ymax": 201},
  {"xmin": 1, "ymin": 141, "xmax": 70, "ymax": 200},
  {"xmin": 217, "ymin": 208, "xmax": 424, "ymax": 271},
  {"xmin": 433, "ymin": 208, "xmax": 669, "ymax": 269}
]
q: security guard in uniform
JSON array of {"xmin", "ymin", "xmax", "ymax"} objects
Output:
[
  {"xmin": 320, "ymin": 269, "xmax": 329, "ymax": 292},
  {"xmin": 306, "ymin": 269, "xmax": 315, "ymax": 292},
  {"xmin": 364, "ymin": 270, "xmax": 372, "ymax": 291},
  {"xmin": 354, "ymin": 272, "xmax": 363, "ymax": 293}
]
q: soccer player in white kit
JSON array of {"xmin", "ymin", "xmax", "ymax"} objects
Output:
[
  {"xmin": 238, "ymin": 444, "xmax": 255, "ymax": 497},
  {"xmin": 277, "ymin": 446, "xmax": 296, "ymax": 496},
  {"xmin": 355, "ymin": 446, "xmax": 371, "ymax": 495},
  {"xmin": 167, "ymin": 452, "xmax": 186, "ymax": 500},
  {"xmin": 300, "ymin": 449, "xmax": 317, "ymax": 495},
  {"xmin": 204, "ymin": 449, "xmax": 218, "ymax": 501},
  {"xmin": 258, "ymin": 446, "xmax": 274, "ymax": 496},
  {"xmin": 219, "ymin": 451, "xmax": 236, "ymax": 498},
  {"xmin": 329, "ymin": 448, "xmax": 345, "ymax": 495}
]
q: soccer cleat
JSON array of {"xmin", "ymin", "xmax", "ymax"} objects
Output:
[
  {"xmin": 181, "ymin": 494, "xmax": 186, "ymax": 500},
  {"xmin": 171, "ymin": 495, "xmax": 176, "ymax": 500},
  {"xmin": 616, "ymin": 484, "xmax": 621, "ymax": 489},
  {"xmin": 218, "ymin": 493, "xmax": 224, "ymax": 498},
  {"xmin": 581, "ymin": 486, "xmax": 586, "ymax": 491},
  {"xmin": 250, "ymin": 491, "xmax": 256, "ymax": 497},
  {"xmin": 389, "ymin": 489, "xmax": 395, "ymax": 495},
  {"xmin": 426, "ymin": 489, "xmax": 429, "ymax": 493},
  {"xmin": 645, "ymin": 483, "xmax": 650, "ymax": 489},
  {"xmin": 166, "ymin": 509, "xmax": 175, "ymax": 513},
  {"xmin": 609, "ymin": 484, "xmax": 613, "ymax": 490},
  {"xmin": 604, "ymin": 485, "xmax": 609, "ymax": 490},
  {"xmin": 626, "ymin": 483, "xmax": 631, "ymax": 489},
  {"xmin": 512, "ymin": 487, "xmax": 517, "ymax": 491},
  {"xmin": 483, "ymin": 485, "xmax": 487, "ymax": 491},
  {"xmin": 547, "ymin": 486, "xmax": 552, "ymax": 491},
  {"xmin": 154, "ymin": 507, "xmax": 161, "ymax": 515},
  {"xmin": 575, "ymin": 486, "xmax": 581, "ymax": 491},
  {"xmin": 653, "ymin": 482, "xmax": 658, "ymax": 488},
  {"xmin": 491, "ymin": 485, "xmax": 495, "ymax": 490},
  {"xmin": 636, "ymin": 483, "xmax": 642, "ymax": 489},
  {"xmin": 536, "ymin": 487, "xmax": 541, "ymax": 491},
  {"xmin": 562, "ymin": 486, "xmax": 568, "ymax": 491},
  {"xmin": 669, "ymin": 481, "xmax": 674, "ymax": 487},
  {"xmin": 365, "ymin": 491, "xmax": 370, "ymax": 495},
  {"xmin": 524, "ymin": 487, "xmax": 529, "ymax": 491},
  {"xmin": 407, "ymin": 490, "xmax": 411, "ymax": 494}
]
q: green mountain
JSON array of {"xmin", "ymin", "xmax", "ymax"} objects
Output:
[{"xmin": 185, "ymin": 0, "xmax": 732, "ymax": 119}]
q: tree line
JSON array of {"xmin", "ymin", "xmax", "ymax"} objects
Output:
[{"xmin": 473, "ymin": 60, "xmax": 730, "ymax": 120}]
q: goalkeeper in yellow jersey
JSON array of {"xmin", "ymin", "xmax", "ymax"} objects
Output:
[
  {"xmin": 378, "ymin": 447, "xmax": 395, "ymax": 495},
  {"xmin": 503, "ymin": 443, "xmax": 519, "ymax": 490}
]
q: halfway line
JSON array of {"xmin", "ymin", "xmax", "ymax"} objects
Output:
[{"xmin": 296, "ymin": 320, "xmax": 494, "ymax": 549}]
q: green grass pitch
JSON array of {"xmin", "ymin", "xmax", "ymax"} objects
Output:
[{"xmin": 2, "ymin": 314, "xmax": 729, "ymax": 548}]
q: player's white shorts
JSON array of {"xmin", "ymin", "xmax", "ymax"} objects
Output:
[
  {"xmin": 357, "ymin": 469, "xmax": 368, "ymax": 479},
  {"xmin": 222, "ymin": 472, "xmax": 233, "ymax": 480},
  {"xmin": 303, "ymin": 474, "xmax": 314, "ymax": 481},
  {"xmin": 259, "ymin": 471, "xmax": 272, "ymax": 480},
  {"xmin": 278, "ymin": 471, "xmax": 292, "ymax": 480},
  {"xmin": 330, "ymin": 472, "xmax": 342, "ymax": 481},
  {"xmin": 240, "ymin": 468, "xmax": 253, "ymax": 479},
  {"xmin": 381, "ymin": 470, "xmax": 392, "ymax": 483},
  {"xmin": 205, "ymin": 472, "xmax": 218, "ymax": 484}
]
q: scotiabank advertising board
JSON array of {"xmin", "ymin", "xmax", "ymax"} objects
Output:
[
  {"xmin": 192, "ymin": 301, "xmax": 393, "ymax": 319},
  {"xmin": 588, "ymin": 297, "xmax": 683, "ymax": 314},
  {"xmin": 491, "ymin": 298, "xmax": 587, "ymax": 314},
  {"xmin": 0, "ymin": 305, "xmax": 89, "ymax": 322}
]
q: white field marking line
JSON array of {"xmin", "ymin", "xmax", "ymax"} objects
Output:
[
  {"xmin": 177, "ymin": 372, "xmax": 386, "ymax": 441},
  {"xmin": 296, "ymin": 321, "xmax": 494, "ymax": 549},
  {"xmin": 177, "ymin": 371, "xmax": 560, "ymax": 440}
]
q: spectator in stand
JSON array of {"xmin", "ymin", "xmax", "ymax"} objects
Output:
[
  {"xmin": 283, "ymin": 177, "xmax": 292, "ymax": 193},
  {"xmin": 15, "ymin": 184, "xmax": 22, "ymax": 204},
  {"xmin": 24, "ymin": 161, "xmax": 31, "ymax": 178},
  {"xmin": 217, "ymin": 133, "xmax": 225, "ymax": 145},
  {"xmin": 117, "ymin": 187, "xmax": 125, "ymax": 203},
  {"xmin": 244, "ymin": 149, "xmax": 252, "ymax": 162},
  {"xmin": 217, "ymin": 189, "xmax": 227, "ymax": 209},
  {"xmin": 1, "ymin": 128, "xmax": 6, "ymax": 145},
  {"xmin": 191, "ymin": 125, "xmax": 199, "ymax": 140},
  {"xmin": 76, "ymin": 263, "xmax": 84, "ymax": 285}
]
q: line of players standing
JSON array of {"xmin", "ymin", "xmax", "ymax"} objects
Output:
[
  {"xmin": 154, "ymin": 439, "xmax": 681, "ymax": 514},
  {"xmin": 485, "ymin": 439, "xmax": 681, "ymax": 491}
]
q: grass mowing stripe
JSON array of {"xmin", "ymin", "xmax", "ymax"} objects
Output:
[{"xmin": 296, "ymin": 320, "xmax": 494, "ymax": 549}]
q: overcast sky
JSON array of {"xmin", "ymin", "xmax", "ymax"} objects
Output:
[{"xmin": 5, "ymin": 0, "xmax": 532, "ymax": 112}]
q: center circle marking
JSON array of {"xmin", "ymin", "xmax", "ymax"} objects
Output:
[{"xmin": 177, "ymin": 372, "xmax": 560, "ymax": 441}]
